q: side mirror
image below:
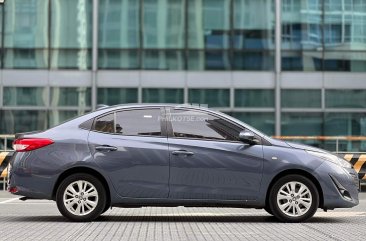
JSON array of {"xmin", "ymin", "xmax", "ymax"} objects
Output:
[{"xmin": 239, "ymin": 130, "xmax": 257, "ymax": 145}]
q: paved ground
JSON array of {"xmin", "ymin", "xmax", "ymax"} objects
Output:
[{"xmin": 0, "ymin": 192, "xmax": 365, "ymax": 241}]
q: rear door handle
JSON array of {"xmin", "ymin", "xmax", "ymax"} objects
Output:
[
  {"xmin": 172, "ymin": 150, "xmax": 194, "ymax": 156},
  {"xmin": 95, "ymin": 145, "xmax": 117, "ymax": 152}
]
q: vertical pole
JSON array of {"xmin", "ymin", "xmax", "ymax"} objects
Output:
[
  {"xmin": 336, "ymin": 138, "xmax": 339, "ymax": 153},
  {"xmin": 275, "ymin": 0, "xmax": 281, "ymax": 136},
  {"xmin": 92, "ymin": 0, "xmax": 99, "ymax": 111}
]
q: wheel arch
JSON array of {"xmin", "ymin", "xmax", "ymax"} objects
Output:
[
  {"xmin": 265, "ymin": 169, "xmax": 324, "ymax": 208},
  {"xmin": 52, "ymin": 166, "xmax": 111, "ymax": 208}
]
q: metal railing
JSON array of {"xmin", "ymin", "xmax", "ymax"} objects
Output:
[
  {"xmin": 0, "ymin": 135, "xmax": 14, "ymax": 191},
  {"xmin": 0, "ymin": 134, "xmax": 15, "ymax": 152}
]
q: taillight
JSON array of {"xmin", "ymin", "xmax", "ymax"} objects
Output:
[{"xmin": 13, "ymin": 138, "xmax": 54, "ymax": 152}]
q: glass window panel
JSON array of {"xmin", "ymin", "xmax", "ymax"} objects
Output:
[
  {"xmin": 188, "ymin": 0, "xmax": 230, "ymax": 49},
  {"xmin": 281, "ymin": 112, "xmax": 322, "ymax": 136},
  {"xmin": 326, "ymin": 90, "xmax": 366, "ymax": 108},
  {"xmin": 99, "ymin": 0, "xmax": 139, "ymax": 48},
  {"xmin": 233, "ymin": 51, "xmax": 274, "ymax": 70},
  {"xmin": 142, "ymin": 89, "xmax": 184, "ymax": 104},
  {"xmin": 323, "ymin": 51, "xmax": 366, "ymax": 72},
  {"xmin": 282, "ymin": 51, "xmax": 323, "ymax": 71},
  {"xmin": 0, "ymin": 5, "xmax": 2, "ymax": 47},
  {"xmin": 229, "ymin": 112, "xmax": 275, "ymax": 136},
  {"xmin": 189, "ymin": 89, "xmax": 230, "ymax": 108},
  {"xmin": 282, "ymin": 89, "xmax": 321, "ymax": 108},
  {"xmin": 48, "ymin": 110, "xmax": 79, "ymax": 127},
  {"xmin": 235, "ymin": 89, "xmax": 274, "ymax": 108},
  {"xmin": 3, "ymin": 49, "xmax": 48, "ymax": 69},
  {"xmin": 50, "ymin": 87, "xmax": 91, "ymax": 107},
  {"xmin": 98, "ymin": 50, "xmax": 139, "ymax": 69},
  {"xmin": 187, "ymin": 51, "xmax": 231, "ymax": 70},
  {"xmin": 142, "ymin": 50, "xmax": 184, "ymax": 70},
  {"xmin": 116, "ymin": 109, "xmax": 162, "ymax": 136},
  {"xmin": 324, "ymin": 112, "xmax": 366, "ymax": 136},
  {"xmin": 4, "ymin": 0, "xmax": 48, "ymax": 48},
  {"xmin": 324, "ymin": 1, "xmax": 366, "ymax": 51},
  {"xmin": 51, "ymin": 0, "xmax": 92, "ymax": 48},
  {"xmin": 143, "ymin": 0, "xmax": 185, "ymax": 48},
  {"xmin": 98, "ymin": 88, "xmax": 138, "ymax": 105},
  {"xmin": 50, "ymin": 49, "xmax": 92, "ymax": 69},
  {"xmin": 0, "ymin": 110, "xmax": 47, "ymax": 134},
  {"xmin": 3, "ymin": 87, "xmax": 47, "ymax": 106},
  {"xmin": 93, "ymin": 113, "xmax": 115, "ymax": 133},
  {"xmin": 51, "ymin": 0, "xmax": 92, "ymax": 69},
  {"xmin": 281, "ymin": 0, "xmax": 322, "ymax": 50},
  {"xmin": 233, "ymin": 0, "xmax": 275, "ymax": 50},
  {"xmin": 170, "ymin": 109, "xmax": 243, "ymax": 141}
]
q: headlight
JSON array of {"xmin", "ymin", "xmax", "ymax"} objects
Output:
[{"xmin": 306, "ymin": 150, "xmax": 352, "ymax": 169}]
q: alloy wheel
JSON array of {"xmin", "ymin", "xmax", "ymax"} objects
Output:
[
  {"xmin": 63, "ymin": 180, "xmax": 99, "ymax": 216},
  {"xmin": 276, "ymin": 181, "xmax": 312, "ymax": 217}
]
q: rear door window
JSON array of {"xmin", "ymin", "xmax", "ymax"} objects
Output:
[{"xmin": 115, "ymin": 109, "xmax": 162, "ymax": 136}]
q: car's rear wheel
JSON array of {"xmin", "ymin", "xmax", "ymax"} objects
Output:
[
  {"xmin": 56, "ymin": 173, "xmax": 106, "ymax": 222},
  {"xmin": 269, "ymin": 174, "xmax": 319, "ymax": 222}
]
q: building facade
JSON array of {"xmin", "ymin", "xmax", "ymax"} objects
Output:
[{"xmin": 0, "ymin": 0, "xmax": 366, "ymax": 151}]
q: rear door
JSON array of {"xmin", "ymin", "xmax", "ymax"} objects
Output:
[
  {"xmin": 88, "ymin": 107, "xmax": 170, "ymax": 198},
  {"xmin": 166, "ymin": 108, "xmax": 264, "ymax": 200}
]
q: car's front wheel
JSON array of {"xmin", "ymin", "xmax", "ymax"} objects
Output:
[
  {"xmin": 269, "ymin": 174, "xmax": 319, "ymax": 222},
  {"xmin": 56, "ymin": 173, "xmax": 106, "ymax": 222}
]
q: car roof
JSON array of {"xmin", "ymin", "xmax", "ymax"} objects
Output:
[{"xmin": 96, "ymin": 103, "xmax": 212, "ymax": 113}]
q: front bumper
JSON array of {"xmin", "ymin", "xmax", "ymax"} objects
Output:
[{"xmin": 315, "ymin": 161, "xmax": 359, "ymax": 209}]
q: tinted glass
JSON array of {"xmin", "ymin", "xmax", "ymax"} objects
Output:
[
  {"xmin": 235, "ymin": 89, "xmax": 274, "ymax": 107},
  {"xmin": 189, "ymin": 89, "xmax": 230, "ymax": 108},
  {"xmin": 169, "ymin": 109, "xmax": 243, "ymax": 141},
  {"xmin": 0, "ymin": 110, "xmax": 47, "ymax": 134},
  {"xmin": 3, "ymin": 87, "xmax": 47, "ymax": 106},
  {"xmin": 281, "ymin": 112, "xmax": 323, "ymax": 136},
  {"xmin": 324, "ymin": 112, "xmax": 366, "ymax": 136},
  {"xmin": 142, "ymin": 89, "xmax": 184, "ymax": 104},
  {"xmin": 233, "ymin": 0, "xmax": 274, "ymax": 50},
  {"xmin": 50, "ymin": 0, "xmax": 92, "ymax": 70},
  {"xmin": 143, "ymin": 0, "xmax": 185, "ymax": 48},
  {"xmin": 326, "ymin": 90, "xmax": 366, "ymax": 108},
  {"xmin": 93, "ymin": 113, "xmax": 115, "ymax": 133},
  {"xmin": 142, "ymin": 50, "xmax": 184, "ymax": 70},
  {"xmin": 188, "ymin": 0, "xmax": 230, "ymax": 49},
  {"xmin": 282, "ymin": 89, "xmax": 322, "ymax": 108},
  {"xmin": 229, "ymin": 112, "xmax": 275, "ymax": 136},
  {"xmin": 116, "ymin": 109, "xmax": 162, "ymax": 136},
  {"xmin": 98, "ymin": 50, "xmax": 139, "ymax": 69},
  {"xmin": 98, "ymin": 88, "xmax": 138, "ymax": 105},
  {"xmin": 50, "ymin": 87, "xmax": 91, "ymax": 107},
  {"xmin": 99, "ymin": 0, "xmax": 139, "ymax": 49},
  {"xmin": 4, "ymin": 0, "xmax": 49, "ymax": 68},
  {"xmin": 49, "ymin": 110, "xmax": 79, "ymax": 127}
]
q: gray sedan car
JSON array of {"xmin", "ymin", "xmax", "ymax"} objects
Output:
[{"xmin": 9, "ymin": 104, "xmax": 359, "ymax": 222}]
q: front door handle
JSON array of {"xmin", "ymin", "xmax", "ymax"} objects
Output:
[
  {"xmin": 172, "ymin": 150, "xmax": 194, "ymax": 156},
  {"xmin": 95, "ymin": 145, "xmax": 117, "ymax": 152}
]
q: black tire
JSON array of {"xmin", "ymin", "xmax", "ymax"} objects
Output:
[
  {"xmin": 56, "ymin": 173, "xmax": 107, "ymax": 222},
  {"xmin": 269, "ymin": 174, "xmax": 319, "ymax": 223},
  {"xmin": 102, "ymin": 204, "xmax": 110, "ymax": 214},
  {"xmin": 264, "ymin": 207, "xmax": 273, "ymax": 215}
]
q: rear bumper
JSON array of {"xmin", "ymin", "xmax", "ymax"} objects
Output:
[{"xmin": 8, "ymin": 152, "xmax": 56, "ymax": 200}]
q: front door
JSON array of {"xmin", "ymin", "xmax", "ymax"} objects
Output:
[
  {"xmin": 88, "ymin": 108, "xmax": 170, "ymax": 199},
  {"xmin": 166, "ymin": 108, "xmax": 264, "ymax": 200}
]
